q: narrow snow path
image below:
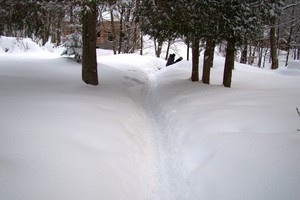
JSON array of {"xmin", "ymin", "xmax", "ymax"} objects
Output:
[{"xmin": 141, "ymin": 70, "xmax": 188, "ymax": 200}]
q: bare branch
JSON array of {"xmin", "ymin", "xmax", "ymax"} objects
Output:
[{"xmin": 282, "ymin": 2, "xmax": 300, "ymax": 10}]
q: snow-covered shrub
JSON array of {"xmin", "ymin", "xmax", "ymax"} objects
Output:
[
  {"xmin": 61, "ymin": 32, "xmax": 82, "ymax": 62},
  {"xmin": 0, "ymin": 36, "xmax": 43, "ymax": 53}
]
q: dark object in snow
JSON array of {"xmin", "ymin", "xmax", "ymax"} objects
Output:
[{"xmin": 166, "ymin": 53, "xmax": 183, "ymax": 66}]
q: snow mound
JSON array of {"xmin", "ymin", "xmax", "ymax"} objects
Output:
[{"xmin": 0, "ymin": 36, "xmax": 44, "ymax": 53}]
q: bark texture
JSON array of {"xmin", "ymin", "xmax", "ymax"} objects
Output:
[
  {"xmin": 191, "ymin": 38, "xmax": 200, "ymax": 82},
  {"xmin": 82, "ymin": 2, "xmax": 98, "ymax": 85},
  {"xmin": 223, "ymin": 39, "xmax": 235, "ymax": 88}
]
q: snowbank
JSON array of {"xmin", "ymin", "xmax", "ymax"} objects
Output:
[{"xmin": 154, "ymin": 58, "xmax": 300, "ymax": 200}]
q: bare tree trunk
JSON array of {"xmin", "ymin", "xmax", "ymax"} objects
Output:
[
  {"xmin": 202, "ymin": 38, "xmax": 213, "ymax": 84},
  {"xmin": 110, "ymin": 9, "xmax": 117, "ymax": 55},
  {"xmin": 155, "ymin": 38, "xmax": 163, "ymax": 58},
  {"xmin": 251, "ymin": 45, "xmax": 257, "ymax": 65},
  {"xmin": 131, "ymin": 0, "xmax": 140, "ymax": 53},
  {"xmin": 223, "ymin": 39, "xmax": 236, "ymax": 88},
  {"xmin": 240, "ymin": 43, "xmax": 247, "ymax": 64},
  {"xmin": 186, "ymin": 39, "xmax": 190, "ymax": 61},
  {"xmin": 165, "ymin": 39, "xmax": 172, "ymax": 60},
  {"xmin": 191, "ymin": 37, "xmax": 200, "ymax": 82},
  {"xmin": 118, "ymin": 6, "xmax": 125, "ymax": 54},
  {"xmin": 270, "ymin": 17, "xmax": 279, "ymax": 69},
  {"xmin": 263, "ymin": 48, "xmax": 269, "ymax": 68},
  {"xmin": 210, "ymin": 40, "xmax": 215, "ymax": 68},
  {"xmin": 285, "ymin": 25, "xmax": 294, "ymax": 66},
  {"xmin": 140, "ymin": 33, "xmax": 143, "ymax": 55},
  {"xmin": 124, "ymin": 7, "xmax": 131, "ymax": 53},
  {"xmin": 82, "ymin": 2, "xmax": 98, "ymax": 85},
  {"xmin": 284, "ymin": 4, "xmax": 296, "ymax": 66},
  {"xmin": 258, "ymin": 46, "xmax": 263, "ymax": 68}
]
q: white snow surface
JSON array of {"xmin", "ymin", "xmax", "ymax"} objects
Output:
[{"xmin": 1, "ymin": 37, "xmax": 300, "ymax": 200}]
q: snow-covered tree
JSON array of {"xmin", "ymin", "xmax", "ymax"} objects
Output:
[
  {"xmin": 139, "ymin": 0, "xmax": 176, "ymax": 57},
  {"xmin": 61, "ymin": 31, "xmax": 82, "ymax": 62},
  {"xmin": 260, "ymin": 0, "xmax": 285, "ymax": 69}
]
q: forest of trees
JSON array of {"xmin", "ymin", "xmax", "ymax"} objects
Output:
[{"xmin": 0, "ymin": 0, "xmax": 299, "ymax": 87}]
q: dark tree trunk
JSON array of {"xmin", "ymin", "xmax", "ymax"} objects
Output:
[
  {"xmin": 240, "ymin": 43, "xmax": 247, "ymax": 64},
  {"xmin": 209, "ymin": 40, "xmax": 215, "ymax": 68},
  {"xmin": 191, "ymin": 37, "xmax": 200, "ymax": 82},
  {"xmin": 223, "ymin": 39, "xmax": 236, "ymax": 88},
  {"xmin": 258, "ymin": 46, "xmax": 263, "ymax": 68},
  {"xmin": 270, "ymin": 17, "xmax": 278, "ymax": 69},
  {"xmin": 82, "ymin": 2, "xmax": 98, "ymax": 85},
  {"xmin": 118, "ymin": 6, "xmax": 125, "ymax": 54},
  {"xmin": 155, "ymin": 38, "xmax": 163, "ymax": 58},
  {"xmin": 187, "ymin": 41, "xmax": 190, "ymax": 61},
  {"xmin": 202, "ymin": 38, "xmax": 213, "ymax": 84},
  {"xmin": 140, "ymin": 34, "xmax": 143, "ymax": 55}
]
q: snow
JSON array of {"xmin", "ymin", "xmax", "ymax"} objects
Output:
[{"xmin": 1, "ymin": 37, "xmax": 300, "ymax": 200}]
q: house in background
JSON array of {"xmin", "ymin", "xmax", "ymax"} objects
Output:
[{"xmin": 62, "ymin": 20, "xmax": 140, "ymax": 53}]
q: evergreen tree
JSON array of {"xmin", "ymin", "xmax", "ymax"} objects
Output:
[
  {"xmin": 260, "ymin": 0, "xmax": 285, "ymax": 69},
  {"xmin": 61, "ymin": 31, "xmax": 82, "ymax": 62}
]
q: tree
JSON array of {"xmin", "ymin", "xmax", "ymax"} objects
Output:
[
  {"xmin": 139, "ymin": 0, "xmax": 175, "ymax": 58},
  {"xmin": 215, "ymin": 0, "xmax": 264, "ymax": 87},
  {"xmin": 261, "ymin": 0, "xmax": 285, "ymax": 69},
  {"xmin": 81, "ymin": 1, "xmax": 98, "ymax": 85},
  {"xmin": 280, "ymin": 0, "xmax": 300, "ymax": 66},
  {"xmin": 202, "ymin": 38, "xmax": 215, "ymax": 84}
]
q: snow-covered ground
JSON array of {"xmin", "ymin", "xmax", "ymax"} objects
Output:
[{"xmin": 1, "ymin": 36, "xmax": 300, "ymax": 200}]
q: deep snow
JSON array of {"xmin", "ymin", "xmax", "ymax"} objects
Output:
[{"xmin": 1, "ymin": 36, "xmax": 300, "ymax": 200}]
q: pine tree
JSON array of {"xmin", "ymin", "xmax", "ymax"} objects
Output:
[{"xmin": 61, "ymin": 31, "xmax": 82, "ymax": 62}]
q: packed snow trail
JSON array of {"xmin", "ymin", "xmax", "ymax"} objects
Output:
[
  {"xmin": 98, "ymin": 54, "xmax": 188, "ymax": 199},
  {"xmin": 139, "ymin": 68, "xmax": 188, "ymax": 200}
]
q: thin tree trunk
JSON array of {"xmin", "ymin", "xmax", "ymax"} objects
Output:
[
  {"xmin": 202, "ymin": 38, "xmax": 213, "ymax": 84},
  {"xmin": 155, "ymin": 38, "xmax": 163, "ymax": 58},
  {"xmin": 263, "ymin": 48, "xmax": 269, "ymax": 68},
  {"xmin": 110, "ymin": 9, "xmax": 117, "ymax": 55},
  {"xmin": 140, "ymin": 33, "xmax": 143, "ymax": 55},
  {"xmin": 251, "ymin": 45, "xmax": 257, "ymax": 65},
  {"xmin": 131, "ymin": 0, "xmax": 140, "ymax": 53},
  {"xmin": 165, "ymin": 39, "xmax": 172, "ymax": 60},
  {"xmin": 240, "ymin": 43, "xmax": 247, "ymax": 64},
  {"xmin": 285, "ymin": 3, "xmax": 296, "ymax": 66},
  {"xmin": 186, "ymin": 38, "xmax": 190, "ymax": 61},
  {"xmin": 258, "ymin": 46, "xmax": 263, "ymax": 68},
  {"xmin": 285, "ymin": 25, "xmax": 294, "ymax": 66},
  {"xmin": 210, "ymin": 40, "xmax": 215, "ymax": 68},
  {"xmin": 223, "ymin": 39, "xmax": 236, "ymax": 88},
  {"xmin": 82, "ymin": 2, "xmax": 98, "ymax": 85},
  {"xmin": 191, "ymin": 37, "xmax": 200, "ymax": 82},
  {"xmin": 124, "ymin": 7, "xmax": 131, "ymax": 53},
  {"xmin": 118, "ymin": 6, "xmax": 125, "ymax": 54},
  {"xmin": 270, "ymin": 17, "xmax": 279, "ymax": 69}
]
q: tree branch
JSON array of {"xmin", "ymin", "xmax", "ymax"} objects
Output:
[{"xmin": 282, "ymin": 2, "xmax": 300, "ymax": 10}]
